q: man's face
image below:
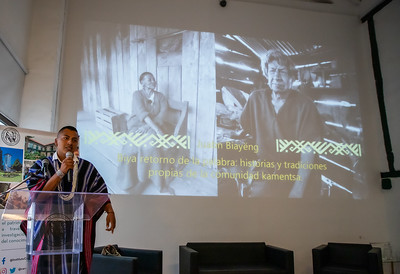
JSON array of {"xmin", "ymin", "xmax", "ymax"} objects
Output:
[
  {"xmin": 141, "ymin": 74, "xmax": 156, "ymax": 90},
  {"xmin": 55, "ymin": 129, "xmax": 79, "ymax": 160},
  {"xmin": 266, "ymin": 60, "xmax": 291, "ymax": 93}
]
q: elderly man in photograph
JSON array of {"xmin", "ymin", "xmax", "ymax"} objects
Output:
[
  {"xmin": 20, "ymin": 125, "xmax": 116, "ymax": 274},
  {"xmin": 240, "ymin": 49, "xmax": 323, "ymax": 198}
]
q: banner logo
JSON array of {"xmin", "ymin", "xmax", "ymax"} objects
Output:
[
  {"xmin": 44, "ymin": 213, "xmax": 72, "ymax": 249},
  {"xmin": 1, "ymin": 128, "xmax": 20, "ymax": 146}
]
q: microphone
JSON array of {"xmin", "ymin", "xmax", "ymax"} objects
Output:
[
  {"xmin": 42, "ymin": 158, "xmax": 50, "ymax": 179},
  {"xmin": 66, "ymin": 151, "xmax": 73, "ymax": 183}
]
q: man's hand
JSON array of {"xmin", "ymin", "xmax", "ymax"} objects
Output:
[
  {"xmin": 60, "ymin": 157, "xmax": 74, "ymax": 174},
  {"xmin": 104, "ymin": 203, "xmax": 116, "ymax": 233},
  {"xmin": 105, "ymin": 212, "xmax": 116, "ymax": 233}
]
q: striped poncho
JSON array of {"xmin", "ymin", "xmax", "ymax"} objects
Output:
[{"xmin": 21, "ymin": 153, "xmax": 110, "ymax": 274}]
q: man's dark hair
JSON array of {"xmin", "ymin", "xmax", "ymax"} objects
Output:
[
  {"xmin": 139, "ymin": 72, "xmax": 155, "ymax": 83},
  {"xmin": 57, "ymin": 126, "xmax": 78, "ymax": 136},
  {"xmin": 260, "ymin": 49, "xmax": 295, "ymax": 78}
]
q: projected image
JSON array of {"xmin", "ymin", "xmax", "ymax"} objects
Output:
[
  {"xmin": 78, "ymin": 23, "xmax": 218, "ymax": 196},
  {"xmin": 215, "ymin": 34, "xmax": 363, "ymax": 198},
  {"xmin": 78, "ymin": 23, "xmax": 364, "ymax": 198}
]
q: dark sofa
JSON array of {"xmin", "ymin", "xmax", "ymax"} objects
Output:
[
  {"xmin": 179, "ymin": 242, "xmax": 294, "ymax": 274},
  {"xmin": 312, "ymin": 242, "xmax": 383, "ymax": 274},
  {"xmin": 91, "ymin": 245, "xmax": 162, "ymax": 274}
]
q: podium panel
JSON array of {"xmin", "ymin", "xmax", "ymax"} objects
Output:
[{"xmin": 1, "ymin": 190, "xmax": 109, "ymax": 274}]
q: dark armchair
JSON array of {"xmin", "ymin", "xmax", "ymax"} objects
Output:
[
  {"xmin": 312, "ymin": 242, "xmax": 383, "ymax": 274},
  {"xmin": 91, "ymin": 245, "xmax": 162, "ymax": 274},
  {"xmin": 179, "ymin": 242, "xmax": 294, "ymax": 274}
]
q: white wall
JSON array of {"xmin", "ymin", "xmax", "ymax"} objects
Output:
[
  {"xmin": 0, "ymin": 0, "xmax": 32, "ymax": 124},
  {"xmin": 19, "ymin": 0, "xmax": 66, "ymax": 131},
  {"xmin": 0, "ymin": 0, "xmax": 32, "ymax": 66},
  {"xmin": 374, "ymin": 0, "xmax": 400, "ymax": 172},
  {"xmin": 366, "ymin": 0, "xmax": 400, "ymax": 262},
  {"xmin": 18, "ymin": 0, "xmax": 400, "ymax": 273}
]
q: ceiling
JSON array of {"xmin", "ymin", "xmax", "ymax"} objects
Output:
[{"xmin": 226, "ymin": 0, "xmax": 384, "ymax": 16}]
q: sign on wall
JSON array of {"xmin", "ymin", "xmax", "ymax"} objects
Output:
[{"xmin": 0, "ymin": 126, "xmax": 56, "ymax": 274}]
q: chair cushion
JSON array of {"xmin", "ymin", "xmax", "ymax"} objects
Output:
[
  {"xmin": 199, "ymin": 264, "xmax": 287, "ymax": 274},
  {"xmin": 321, "ymin": 265, "xmax": 369, "ymax": 274},
  {"xmin": 187, "ymin": 242, "xmax": 267, "ymax": 266},
  {"xmin": 328, "ymin": 243, "xmax": 371, "ymax": 267}
]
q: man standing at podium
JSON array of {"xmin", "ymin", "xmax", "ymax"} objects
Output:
[{"xmin": 21, "ymin": 126, "xmax": 116, "ymax": 273}]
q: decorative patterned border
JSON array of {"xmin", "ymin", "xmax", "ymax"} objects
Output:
[
  {"xmin": 276, "ymin": 139, "xmax": 362, "ymax": 157},
  {"xmin": 83, "ymin": 131, "xmax": 190, "ymax": 150},
  {"xmin": 82, "ymin": 133, "xmax": 361, "ymax": 157}
]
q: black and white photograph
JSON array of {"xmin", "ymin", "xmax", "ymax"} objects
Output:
[
  {"xmin": 77, "ymin": 23, "xmax": 218, "ymax": 196},
  {"xmin": 214, "ymin": 33, "xmax": 364, "ymax": 199},
  {"xmin": 77, "ymin": 23, "xmax": 364, "ymax": 199}
]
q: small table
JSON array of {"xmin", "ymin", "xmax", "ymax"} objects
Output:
[{"xmin": 383, "ymin": 259, "xmax": 399, "ymax": 274}]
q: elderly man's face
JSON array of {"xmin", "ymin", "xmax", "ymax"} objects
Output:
[{"xmin": 266, "ymin": 60, "xmax": 291, "ymax": 93}]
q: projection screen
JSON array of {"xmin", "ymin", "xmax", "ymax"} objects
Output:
[{"xmin": 77, "ymin": 22, "xmax": 365, "ymax": 198}]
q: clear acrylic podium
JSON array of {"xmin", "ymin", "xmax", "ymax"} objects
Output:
[{"xmin": 1, "ymin": 190, "xmax": 109, "ymax": 274}]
